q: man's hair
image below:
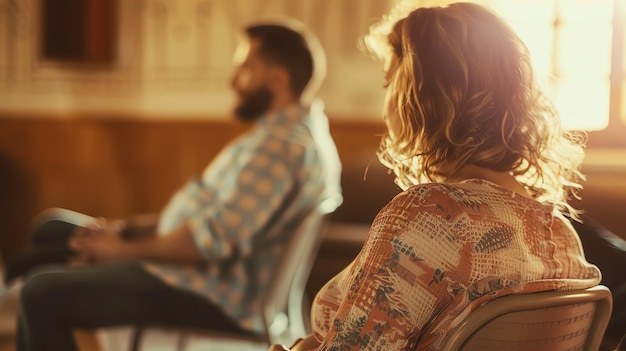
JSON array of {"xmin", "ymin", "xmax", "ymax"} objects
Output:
[
  {"xmin": 245, "ymin": 23, "xmax": 317, "ymax": 99},
  {"xmin": 364, "ymin": 2, "xmax": 586, "ymax": 215}
]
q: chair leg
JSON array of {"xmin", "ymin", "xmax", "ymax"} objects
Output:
[
  {"xmin": 615, "ymin": 334, "xmax": 626, "ymax": 351},
  {"xmin": 176, "ymin": 333, "xmax": 188, "ymax": 351},
  {"xmin": 130, "ymin": 327, "xmax": 144, "ymax": 351}
]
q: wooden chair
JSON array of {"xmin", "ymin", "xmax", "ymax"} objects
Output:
[{"xmin": 440, "ymin": 285, "xmax": 613, "ymax": 351}]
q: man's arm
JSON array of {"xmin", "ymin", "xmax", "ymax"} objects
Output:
[
  {"xmin": 121, "ymin": 213, "xmax": 160, "ymax": 240},
  {"xmin": 70, "ymin": 219, "xmax": 206, "ymax": 265}
]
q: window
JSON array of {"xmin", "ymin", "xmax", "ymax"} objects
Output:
[
  {"xmin": 394, "ymin": 0, "xmax": 626, "ymax": 147},
  {"xmin": 40, "ymin": 0, "xmax": 117, "ymax": 64},
  {"xmin": 482, "ymin": 0, "xmax": 626, "ymax": 146}
]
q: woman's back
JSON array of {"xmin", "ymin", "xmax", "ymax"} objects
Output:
[{"xmin": 311, "ymin": 179, "xmax": 600, "ymax": 350}]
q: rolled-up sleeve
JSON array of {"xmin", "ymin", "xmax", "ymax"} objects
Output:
[{"xmin": 187, "ymin": 134, "xmax": 306, "ymax": 261}]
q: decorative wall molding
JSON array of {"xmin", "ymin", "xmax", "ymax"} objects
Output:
[{"xmin": 0, "ymin": 0, "xmax": 394, "ymax": 117}]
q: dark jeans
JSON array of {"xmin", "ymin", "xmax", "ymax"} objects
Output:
[
  {"xmin": 17, "ymin": 262, "xmax": 247, "ymax": 351},
  {"xmin": 11, "ymin": 210, "xmax": 248, "ymax": 351}
]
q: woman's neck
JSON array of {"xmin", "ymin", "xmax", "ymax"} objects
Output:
[{"xmin": 447, "ymin": 164, "xmax": 533, "ymax": 199}]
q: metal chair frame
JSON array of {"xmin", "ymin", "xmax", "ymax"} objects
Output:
[
  {"xmin": 129, "ymin": 204, "xmax": 333, "ymax": 351},
  {"xmin": 440, "ymin": 285, "xmax": 613, "ymax": 351}
]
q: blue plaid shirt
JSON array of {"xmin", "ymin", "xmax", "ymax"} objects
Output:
[{"xmin": 142, "ymin": 102, "xmax": 342, "ymax": 333}]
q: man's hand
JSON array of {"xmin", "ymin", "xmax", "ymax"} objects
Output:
[
  {"xmin": 69, "ymin": 218, "xmax": 129, "ymax": 265},
  {"xmin": 70, "ymin": 218, "xmax": 205, "ymax": 265}
]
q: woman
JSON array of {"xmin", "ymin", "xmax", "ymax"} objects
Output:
[{"xmin": 272, "ymin": 2, "xmax": 601, "ymax": 350}]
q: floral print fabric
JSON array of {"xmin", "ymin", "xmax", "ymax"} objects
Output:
[{"xmin": 311, "ymin": 179, "xmax": 600, "ymax": 350}]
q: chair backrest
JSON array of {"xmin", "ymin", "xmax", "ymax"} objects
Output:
[
  {"xmin": 440, "ymin": 285, "xmax": 612, "ymax": 351},
  {"xmin": 261, "ymin": 203, "xmax": 334, "ymax": 345}
]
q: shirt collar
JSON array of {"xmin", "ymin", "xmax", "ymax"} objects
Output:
[{"xmin": 257, "ymin": 104, "xmax": 308, "ymax": 127}]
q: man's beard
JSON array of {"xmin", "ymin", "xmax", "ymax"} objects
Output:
[{"xmin": 234, "ymin": 86, "xmax": 273, "ymax": 122}]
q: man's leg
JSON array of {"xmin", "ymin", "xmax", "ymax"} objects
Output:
[
  {"xmin": 5, "ymin": 209, "xmax": 92, "ymax": 284},
  {"xmin": 29, "ymin": 208, "xmax": 93, "ymax": 247},
  {"xmin": 17, "ymin": 262, "xmax": 244, "ymax": 351}
]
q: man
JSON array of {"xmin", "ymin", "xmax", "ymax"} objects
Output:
[{"xmin": 14, "ymin": 20, "xmax": 342, "ymax": 351}]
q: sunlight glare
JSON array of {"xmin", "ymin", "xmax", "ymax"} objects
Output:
[
  {"xmin": 553, "ymin": 0, "xmax": 613, "ymax": 130},
  {"xmin": 491, "ymin": 0, "xmax": 613, "ymax": 131},
  {"xmin": 393, "ymin": 0, "xmax": 615, "ymax": 131}
]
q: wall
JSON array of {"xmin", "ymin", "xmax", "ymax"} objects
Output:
[
  {"xmin": 0, "ymin": 113, "xmax": 393, "ymax": 262},
  {"xmin": 1, "ymin": 114, "xmax": 625, "ymax": 265},
  {"xmin": 0, "ymin": 0, "xmax": 391, "ymax": 117},
  {"xmin": 2, "ymin": 0, "xmax": 625, "ymax": 298}
]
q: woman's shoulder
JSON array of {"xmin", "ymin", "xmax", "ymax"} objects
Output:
[
  {"xmin": 376, "ymin": 180, "xmax": 524, "ymax": 224},
  {"xmin": 393, "ymin": 179, "xmax": 537, "ymax": 207},
  {"xmin": 365, "ymin": 183, "xmax": 485, "ymax": 248},
  {"xmin": 373, "ymin": 182, "xmax": 472, "ymax": 223},
  {"xmin": 386, "ymin": 181, "xmax": 487, "ymax": 206}
]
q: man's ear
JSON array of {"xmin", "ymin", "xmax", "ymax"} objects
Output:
[{"xmin": 267, "ymin": 66, "xmax": 291, "ymax": 94}]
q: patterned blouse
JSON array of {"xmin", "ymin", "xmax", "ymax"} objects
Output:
[
  {"xmin": 142, "ymin": 103, "xmax": 342, "ymax": 333},
  {"xmin": 310, "ymin": 179, "xmax": 600, "ymax": 351}
]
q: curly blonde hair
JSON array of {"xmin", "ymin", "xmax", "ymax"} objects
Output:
[{"xmin": 363, "ymin": 2, "xmax": 585, "ymax": 213}]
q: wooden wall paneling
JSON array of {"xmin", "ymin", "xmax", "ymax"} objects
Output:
[
  {"xmin": 0, "ymin": 152, "xmax": 38, "ymax": 263},
  {"xmin": 574, "ymin": 171, "xmax": 626, "ymax": 236},
  {"xmin": 0, "ymin": 115, "xmax": 625, "ymax": 264},
  {"xmin": 0, "ymin": 116, "xmax": 250, "ymax": 261},
  {"xmin": 328, "ymin": 121, "xmax": 401, "ymax": 224}
]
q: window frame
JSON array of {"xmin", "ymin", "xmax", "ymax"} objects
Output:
[{"xmin": 585, "ymin": 0, "xmax": 625, "ymax": 148}]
